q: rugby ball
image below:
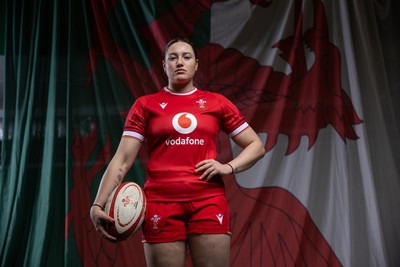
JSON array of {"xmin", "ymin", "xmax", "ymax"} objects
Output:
[{"xmin": 104, "ymin": 182, "xmax": 146, "ymax": 240}]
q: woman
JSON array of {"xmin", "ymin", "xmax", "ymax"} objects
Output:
[{"xmin": 90, "ymin": 37, "xmax": 265, "ymax": 267}]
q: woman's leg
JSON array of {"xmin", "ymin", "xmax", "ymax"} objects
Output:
[
  {"xmin": 144, "ymin": 241, "xmax": 187, "ymax": 267},
  {"xmin": 188, "ymin": 234, "xmax": 230, "ymax": 267}
]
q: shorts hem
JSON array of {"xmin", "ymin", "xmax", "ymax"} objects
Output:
[
  {"xmin": 142, "ymin": 231, "xmax": 232, "ymax": 243},
  {"xmin": 188, "ymin": 229, "xmax": 232, "ymax": 235},
  {"xmin": 142, "ymin": 237, "xmax": 186, "ymax": 244}
]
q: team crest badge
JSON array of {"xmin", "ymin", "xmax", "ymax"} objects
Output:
[{"xmin": 196, "ymin": 99, "xmax": 206, "ymax": 109}]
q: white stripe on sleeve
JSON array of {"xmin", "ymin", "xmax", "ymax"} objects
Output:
[
  {"xmin": 228, "ymin": 122, "xmax": 249, "ymax": 138},
  {"xmin": 122, "ymin": 131, "xmax": 145, "ymax": 141}
]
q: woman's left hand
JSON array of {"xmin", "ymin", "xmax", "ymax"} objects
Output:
[{"xmin": 195, "ymin": 159, "xmax": 233, "ymax": 181}]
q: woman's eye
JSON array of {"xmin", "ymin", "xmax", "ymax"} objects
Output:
[{"xmin": 167, "ymin": 54, "xmax": 193, "ymax": 61}]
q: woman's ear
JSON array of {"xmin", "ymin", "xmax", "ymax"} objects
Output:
[{"xmin": 162, "ymin": 60, "xmax": 166, "ymax": 72}]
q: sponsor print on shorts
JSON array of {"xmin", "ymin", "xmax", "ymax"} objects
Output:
[
  {"xmin": 216, "ymin": 213, "xmax": 224, "ymax": 224},
  {"xmin": 151, "ymin": 214, "xmax": 162, "ymax": 230}
]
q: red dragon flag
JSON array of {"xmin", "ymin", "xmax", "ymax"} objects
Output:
[{"xmin": 67, "ymin": 0, "xmax": 399, "ymax": 266}]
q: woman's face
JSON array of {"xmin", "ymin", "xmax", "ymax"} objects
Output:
[{"xmin": 163, "ymin": 41, "xmax": 198, "ymax": 86}]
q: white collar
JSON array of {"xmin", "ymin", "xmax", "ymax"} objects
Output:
[{"xmin": 164, "ymin": 87, "xmax": 197, "ymax": 95}]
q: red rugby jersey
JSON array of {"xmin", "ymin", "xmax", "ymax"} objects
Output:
[{"xmin": 123, "ymin": 87, "xmax": 248, "ymax": 201}]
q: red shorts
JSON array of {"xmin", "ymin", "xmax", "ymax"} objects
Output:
[{"xmin": 142, "ymin": 195, "xmax": 231, "ymax": 243}]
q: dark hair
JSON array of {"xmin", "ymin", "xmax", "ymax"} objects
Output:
[{"xmin": 164, "ymin": 37, "xmax": 198, "ymax": 59}]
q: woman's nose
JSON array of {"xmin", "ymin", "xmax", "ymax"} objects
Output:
[{"xmin": 176, "ymin": 57, "xmax": 183, "ymax": 66}]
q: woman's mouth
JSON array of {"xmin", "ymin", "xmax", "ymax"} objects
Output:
[{"xmin": 175, "ymin": 69, "xmax": 186, "ymax": 74}]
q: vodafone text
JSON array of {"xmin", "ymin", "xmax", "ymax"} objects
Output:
[{"xmin": 165, "ymin": 136, "xmax": 205, "ymax": 146}]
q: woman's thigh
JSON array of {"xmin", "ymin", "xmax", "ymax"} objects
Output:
[
  {"xmin": 188, "ymin": 234, "xmax": 231, "ymax": 267},
  {"xmin": 144, "ymin": 241, "xmax": 187, "ymax": 267}
]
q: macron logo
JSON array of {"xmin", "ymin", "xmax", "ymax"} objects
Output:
[
  {"xmin": 159, "ymin": 102, "xmax": 168, "ymax": 109},
  {"xmin": 216, "ymin": 214, "xmax": 224, "ymax": 224}
]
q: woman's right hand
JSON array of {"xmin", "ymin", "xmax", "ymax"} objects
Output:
[{"xmin": 90, "ymin": 205, "xmax": 117, "ymax": 242}]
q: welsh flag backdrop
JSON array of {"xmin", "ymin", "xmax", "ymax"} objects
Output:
[{"xmin": 1, "ymin": 1, "xmax": 400, "ymax": 267}]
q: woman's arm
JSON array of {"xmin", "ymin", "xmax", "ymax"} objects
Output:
[
  {"xmin": 226, "ymin": 126, "xmax": 265, "ymax": 173},
  {"xmin": 90, "ymin": 137, "xmax": 142, "ymax": 241},
  {"xmin": 195, "ymin": 127, "xmax": 265, "ymax": 181}
]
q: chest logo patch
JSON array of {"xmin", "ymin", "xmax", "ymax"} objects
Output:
[
  {"xmin": 196, "ymin": 99, "xmax": 206, "ymax": 109},
  {"xmin": 172, "ymin": 112, "xmax": 197, "ymax": 134},
  {"xmin": 159, "ymin": 102, "xmax": 168, "ymax": 109}
]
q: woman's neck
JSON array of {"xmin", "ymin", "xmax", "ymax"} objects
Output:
[{"xmin": 167, "ymin": 82, "xmax": 195, "ymax": 93}]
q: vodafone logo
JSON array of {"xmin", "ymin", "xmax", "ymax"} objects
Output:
[
  {"xmin": 167, "ymin": 112, "xmax": 204, "ymax": 146},
  {"xmin": 172, "ymin": 112, "xmax": 197, "ymax": 134}
]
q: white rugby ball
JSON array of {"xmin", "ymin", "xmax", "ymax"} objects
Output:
[{"xmin": 104, "ymin": 182, "xmax": 146, "ymax": 240}]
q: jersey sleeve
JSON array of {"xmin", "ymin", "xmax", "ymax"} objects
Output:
[
  {"xmin": 122, "ymin": 97, "xmax": 146, "ymax": 142},
  {"xmin": 218, "ymin": 94, "xmax": 249, "ymax": 137}
]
